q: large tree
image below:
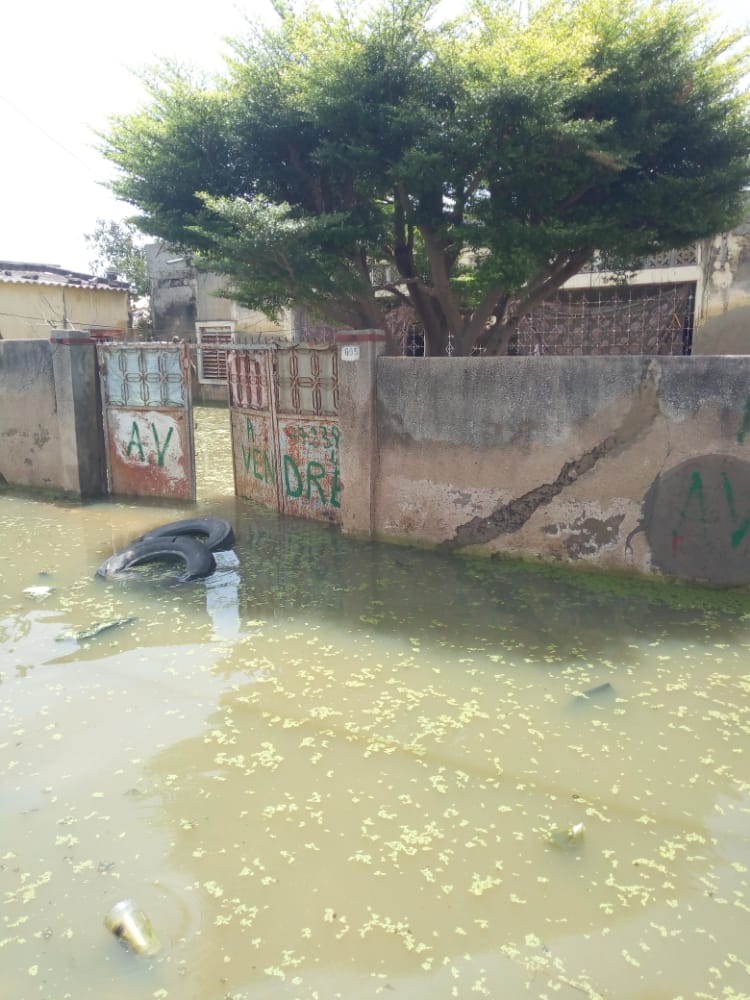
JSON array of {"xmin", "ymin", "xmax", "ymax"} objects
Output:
[
  {"xmin": 84, "ymin": 218, "xmax": 149, "ymax": 298},
  {"xmin": 101, "ymin": 0, "xmax": 750, "ymax": 356}
]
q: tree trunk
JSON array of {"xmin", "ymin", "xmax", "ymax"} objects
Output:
[
  {"xmin": 423, "ymin": 312, "xmax": 451, "ymax": 356},
  {"xmin": 449, "ymin": 330, "xmax": 474, "ymax": 356},
  {"xmin": 404, "ymin": 288, "xmax": 451, "ymax": 357},
  {"xmin": 483, "ymin": 319, "xmax": 517, "ymax": 356}
]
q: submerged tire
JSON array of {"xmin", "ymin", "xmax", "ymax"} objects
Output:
[
  {"xmin": 97, "ymin": 536, "xmax": 217, "ymax": 582},
  {"xmin": 138, "ymin": 516, "xmax": 235, "ymax": 553}
]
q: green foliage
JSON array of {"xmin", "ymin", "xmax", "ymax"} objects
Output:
[
  {"xmin": 100, "ymin": 0, "xmax": 750, "ymax": 355},
  {"xmin": 84, "ymin": 218, "xmax": 149, "ymax": 298}
]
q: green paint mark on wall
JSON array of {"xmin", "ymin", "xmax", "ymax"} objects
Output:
[
  {"xmin": 722, "ymin": 470, "xmax": 750, "ymax": 549},
  {"xmin": 152, "ymin": 425, "xmax": 174, "ymax": 466},
  {"xmin": 670, "ymin": 470, "xmax": 708, "ymax": 555},
  {"xmin": 125, "ymin": 421, "xmax": 174, "ymax": 466},
  {"xmin": 126, "ymin": 422, "xmax": 145, "ymax": 461},
  {"xmin": 282, "ymin": 453, "xmax": 341, "ymax": 507},
  {"xmin": 283, "ymin": 454, "xmax": 304, "ymax": 498},
  {"xmin": 679, "ymin": 471, "xmax": 707, "ymax": 524},
  {"xmin": 738, "ymin": 398, "xmax": 750, "ymax": 445}
]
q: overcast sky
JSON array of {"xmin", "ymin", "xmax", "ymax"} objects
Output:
[{"xmin": 1, "ymin": 0, "xmax": 747, "ymax": 274}]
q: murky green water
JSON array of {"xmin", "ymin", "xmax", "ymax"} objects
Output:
[{"xmin": 2, "ymin": 408, "xmax": 750, "ymax": 999}]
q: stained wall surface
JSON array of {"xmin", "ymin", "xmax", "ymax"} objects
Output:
[
  {"xmin": 692, "ymin": 219, "xmax": 750, "ymax": 355},
  {"xmin": 372, "ymin": 356, "xmax": 750, "ymax": 584},
  {"xmin": 0, "ymin": 339, "xmax": 106, "ymax": 497},
  {"xmin": 0, "ymin": 340, "xmax": 63, "ymax": 488},
  {"xmin": 5, "ymin": 333, "xmax": 750, "ymax": 585},
  {"xmin": 0, "ymin": 281, "xmax": 128, "ymax": 340}
]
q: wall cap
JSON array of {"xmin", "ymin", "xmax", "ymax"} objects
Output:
[
  {"xmin": 50, "ymin": 329, "xmax": 95, "ymax": 345},
  {"xmin": 334, "ymin": 330, "xmax": 387, "ymax": 344}
]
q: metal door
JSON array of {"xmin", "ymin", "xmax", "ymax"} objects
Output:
[
  {"xmin": 227, "ymin": 347, "xmax": 280, "ymax": 509},
  {"xmin": 98, "ymin": 343, "xmax": 196, "ymax": 501},
  {"xmin": 228, "ymin": 344, "xmax": 341, "ymax": 523}
]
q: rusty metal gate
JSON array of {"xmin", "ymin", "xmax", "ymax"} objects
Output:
[
  {"xmin": 97, "ymin": 343, "xmax": 196, "ymax": 501},
  {"xmin": 228, "ymin": 344, "xmax": 341, "ymax": 523}
]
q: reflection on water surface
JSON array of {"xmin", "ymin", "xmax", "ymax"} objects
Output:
[{"xmin": 1, "ymin": 408, "xmax": 750, "ymax": 999}]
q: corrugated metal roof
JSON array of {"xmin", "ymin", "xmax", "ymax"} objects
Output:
[{"xmin": 0, "ymin": 261, "xmax": 130, "ymax": 293}]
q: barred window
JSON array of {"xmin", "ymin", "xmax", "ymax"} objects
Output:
[{"xmin": 196, "ymin": 323, "xmax": 235, "ymax": 383}]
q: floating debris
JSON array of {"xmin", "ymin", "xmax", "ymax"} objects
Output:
[
  {"xmin": 23, "ymin": 585, "xmax": 55, "ymax": 600},
  {"xmin": 571, "ymin": 682, "xmax": 615, "ymax": 707},
  {"xmin": 56, "ymin": 618, "xmax": 137, "ymax": 642},
  {"xmin": 104, "ymin": 899, "xmax": 161, "ymax": 956},
  {"xmin": 547, "ymin": 822, "xmax": 586, "ymax": 849}
]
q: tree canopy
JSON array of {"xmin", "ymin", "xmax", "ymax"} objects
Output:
[
  {"xmin": 85, "ymin": 218, "xmax": 149, "ymax": 298},
  {"xmin": 101, "ymin": 0, "xmax": 750, "ymax": 355}
]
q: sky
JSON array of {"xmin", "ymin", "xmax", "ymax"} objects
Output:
[{"xmin": 1, "ymin": 0, "xmax": 747, "ymax": 275}]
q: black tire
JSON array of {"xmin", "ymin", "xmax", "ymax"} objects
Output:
[
  {"xmin": 138, "ymin": 517, "xmax": 235, "ymax": 553},
  {"xmin": 97, "ymin": 536, "xmax": 217, "ymax": 582}
]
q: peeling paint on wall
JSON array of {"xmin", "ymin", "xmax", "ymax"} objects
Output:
[
  {"xmin": 444, "ymin": 371, "xmax": 660, "ymax": 550},
  {"xmin": 544, "ymin": 513, "xmax": 626, "ymax": 559},
  {"xmin": 107, "ymin": 408, "xmax": 191, "ymax": 499}
]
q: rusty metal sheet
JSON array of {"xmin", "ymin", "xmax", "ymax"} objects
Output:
[
  {"xmin": 276, "ymin": 345, "xmax": 338, "ymax": 416},
  {"xmin": 278, "ymin": 417, "xmax": 342, "ymax": 523},
  {"xmin": 227, "ymin": 346, "xmax": 341, "ymax": 522},
  {"xmin": 98, "ymin": 344, "xmax": 195, "ymax": 501},
  {"xmin": 227, "ymin": 349, "xmax": 270, "ymax": 411},
  {"xmin": 106, "ymin": 407, "xmax": 193, "ymax": 501},
  {"xmin": 231, "ymin": 409, "xmax": 279, "ymax": 507}
]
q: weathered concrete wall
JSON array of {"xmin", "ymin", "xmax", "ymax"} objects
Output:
[
  {"xmin": 146, "ymin": 243, "xmax": 197, "ymax": 341},
  {"xmin": 692, "ymin": 221, "xmax": 750, "ymax": 355},
  {"xmin": 0, "ymin": 340, "xmax": 63, "ymax": 488},
  {"xmin": 197, "ymin": 273, "xmax": 294, "ymax": 339},
  {"xmin": 0, "ymin": 338, "xmax": 106, "ymax": 497},
  {"xmin": 371, "ymin": 356, "xmax": 750, "ymax": 585},
  {"xmin": 146, "ymin": 243, "xmax": 294, "ymax": 342}
]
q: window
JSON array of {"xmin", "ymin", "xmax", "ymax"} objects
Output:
[{"xmin": 196, "ymin": 322, "xmax": 235, "ymax": 384}]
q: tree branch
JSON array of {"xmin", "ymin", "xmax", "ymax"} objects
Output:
[
  {"xmin": 512, "ymin": 247, "xmax": 594, "ymax": 318},
  {"xmin": 481, "ymin": 248, "xmax": 594, "ymax": 354},
  {"xmin": 419, "ymin": 222, "xmax": 464, "ymax": 335}
]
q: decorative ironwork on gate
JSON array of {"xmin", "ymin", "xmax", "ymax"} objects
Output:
[
  {"xmin": 227, "ymin": 345, "xmax": 341, "ymax": 523},
  {"xmin": 97, "ymin": 343, "xmax": 195, "ymax": 501},
  {"xmin": 276, "ymin": 344, "xmax": 339, "ymax": 416},
  {"xmin": 100, "ymin": 343, "xmax": 187, "ymax": 407}
]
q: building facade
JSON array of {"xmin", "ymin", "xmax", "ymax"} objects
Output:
[{"xmin": 0, "ymin": 261, "xmax": 129, "ymax": 341}]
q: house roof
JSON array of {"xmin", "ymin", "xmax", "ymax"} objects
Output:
[{"xmin": 0, "ymin": 260, "xmax": 130, "ymax": 293}]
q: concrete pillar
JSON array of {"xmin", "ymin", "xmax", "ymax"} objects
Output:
[
  {"xmin": 335, "ymin": 329, "xmax": 387, "ymax": 538},
  {"xmin": 50, "ymin": 330, "xmax": 107, "ymax": 498}
]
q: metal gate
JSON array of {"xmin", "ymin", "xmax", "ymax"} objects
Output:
[
  {"xmin": 97, "ymin": 343, "xmax": 196, "ymax": 501},
  {"xmin": 228, "ymin": 344, "xmax": 341, "ymax": 523}
]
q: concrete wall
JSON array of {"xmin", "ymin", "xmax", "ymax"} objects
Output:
[
  {"xmin": 0, "ymin": 340, "xmax": 62, "ymax": 488},
  {"xmin": 692, "ymin": 220, "xmax": 750, "ymax": 355},
  {"xmin": 6, "ymin": 326, "xmax": 750, "ymax": 585},
  {"xmin": 0, "ymin": 337, "xmax": 106, "ymax": 497},
  {"xmin": 146, "ymin": 243, "xmax": 293, "ymax": 342},
  {"xmin": 0, "ymin": 282, "xmax": 129, "ymax": 340},
  {"xmin": 368, "ymin": 355, "xmax": 750, "ymax": 585},
  {"xmin": 145, "ymin": 244, "xmax": 198, "ymax": 340},
  {"xmin": 197, "ymin": 272, "xmax": 294, "ymax": 338}
]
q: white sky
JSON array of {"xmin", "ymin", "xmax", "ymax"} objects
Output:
[{"xmin": 1, "ymin": 0, "xmax": 747, "ymax": 275}]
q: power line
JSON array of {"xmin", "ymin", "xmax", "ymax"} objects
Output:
[{"xmin": 0, "ymin": 92, "xmax": 99, "ymax": 174}]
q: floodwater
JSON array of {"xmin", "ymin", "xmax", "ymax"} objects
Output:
[{"xmin": 2, "ymin": 408, "xmax": 750, "ymax": 1000}]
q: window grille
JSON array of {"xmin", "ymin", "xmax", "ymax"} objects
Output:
[
  {"xmin": 196, "ymin": 323, "xmax": 235, "ymax": 383},
  {"xmin": 512, "ymin": 282, "xmax": 695, "ymax": 356}
]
